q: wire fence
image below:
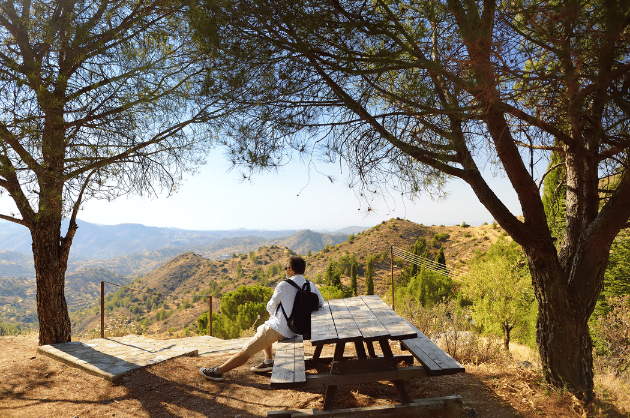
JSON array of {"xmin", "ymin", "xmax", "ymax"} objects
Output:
[
  {"xmin": 389, "ymin": 245, "xmax": 467, "ymax": 311},
  {"xmin": 391, "ymin": 245, "xmax": 466, "ymax": 278},
  {"xmin": 99, "ymin": 280, "xmax": 213, "ymax": 338}
]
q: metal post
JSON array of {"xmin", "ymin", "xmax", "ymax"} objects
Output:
[
  {"xmin": 390, "ymin": 246, "xmax": 395, "ymax": 311},
  {"xmin": 208, "ymin": 295, "xmax": 213, "ymax": 336},
  {"xmin": 100, "ymin": 281, "xmax": 105, "ymax": 338}
]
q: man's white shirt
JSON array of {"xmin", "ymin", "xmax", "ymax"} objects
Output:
[{"xmin": 264, "ymin": 274, "xmax": 325, "ymax": 338}]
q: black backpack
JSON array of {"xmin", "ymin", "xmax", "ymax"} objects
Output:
[{"xmin": 276, "ymin": 279, "xmax": 320, "ymax": 339}]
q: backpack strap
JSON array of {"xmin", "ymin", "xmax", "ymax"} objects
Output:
[
  {"xmin": 275, "ymin": 279, "xmax": 311, "ymax": 317},
  {"xmin": 283, "ymin": 279, "xmax": 301, "ymax": 290}
]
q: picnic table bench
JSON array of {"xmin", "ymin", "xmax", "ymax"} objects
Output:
[{"xmin": 268, "ymin": 295, "xmax": 465, "ymax": 417}]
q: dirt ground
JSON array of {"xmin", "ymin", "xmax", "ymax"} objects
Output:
[{"xmin": 0, "ymin": 335, "xmax": 626, "ymax": 418}]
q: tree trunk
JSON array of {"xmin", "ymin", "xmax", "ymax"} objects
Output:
[
  {"xmin": 502, "ymin": 320, "xmax": 513, "ymax": 351},
  {"xmin": 32, "ymin": 217, "xmax": 72, "ymax": 346},
  {"xmin": 531, "ymin": 261, "xmax": 599, "ymax": 404}
]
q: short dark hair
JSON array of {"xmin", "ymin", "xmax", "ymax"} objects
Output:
[{"xmin": 288, "ymin": 256, "xmax": 306, "ymax": 275}]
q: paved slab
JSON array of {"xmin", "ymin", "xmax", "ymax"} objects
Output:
[{"xmin": 38, "ymin": 335, "xmax": 250, "ymax": 383}]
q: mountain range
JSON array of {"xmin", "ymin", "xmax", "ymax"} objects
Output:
[{"xmin": 0, "ymin": 219, "xmax": 367, "ymax": 278}]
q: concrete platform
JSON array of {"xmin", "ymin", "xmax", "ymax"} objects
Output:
[{"xmin": 38, "ymin": 335, "xmax": 250, "ymax": 383}]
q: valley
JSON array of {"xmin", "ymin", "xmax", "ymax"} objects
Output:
[{"xmin": 0, "ymin": 218, "xmax": 506, "ymax": 337}]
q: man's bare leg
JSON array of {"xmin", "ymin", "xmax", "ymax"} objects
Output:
[
  {"xmin": 216, "ymin": 350, "xmax": 250, "ymax": 374},
  {"xmin": 216, "ymin": 343, "xmax": 273, "ymax": 374},
  {"xmin": 264, "ymin": 344, "xmax": 273, "ymax": 361}
]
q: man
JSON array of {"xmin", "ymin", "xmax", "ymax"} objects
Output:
[{"xmin": 199, "ymin": 255, "xmax": 324, "ymax": 381}]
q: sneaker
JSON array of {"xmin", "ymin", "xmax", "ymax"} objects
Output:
[
  {"xmin": 250, "ymin": 360, "xmax": 274, "ymax": 373},
  {"xmin": 199, "ymin": 367, "xmax": 223, "ymax": 381}
]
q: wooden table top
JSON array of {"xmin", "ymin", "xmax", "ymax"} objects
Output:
[{"xmin": 310, "ymin": 295, "xmax": 419, "ymax": 345}]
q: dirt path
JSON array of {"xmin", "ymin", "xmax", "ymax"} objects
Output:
[{"xmin": 0, "ymin": 334, "xmax": 614, "ymax": 417}]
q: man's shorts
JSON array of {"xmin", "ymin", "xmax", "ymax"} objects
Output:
[{"xmin": 242, "ymin": 323, "xmax": 285, "ymax": 357}]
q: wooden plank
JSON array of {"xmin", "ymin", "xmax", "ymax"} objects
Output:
[
  {"xmin": 271, "ymin": 339, "xmax": 295, "ymax": 386},
  {"xmin": 342, "ymin": 297, "xmax": 389, "ymax": 341},
  {"xmin": 267, "ymin": 395, "xmax": 464, "ymax": 417},
  {"xmin": 305, "ymin": 354, "xmax": 414, "ymax": 365},
  {"xmin": 359, "ymin": 295, "xmax": 418, "ymax": 340},
  {"xmin": 401, "ymin": 336, "xmax": 464, "ymax": 375},
  {"xmin": 330, "ymin": 356, "xmax": 396, "ymax": 374},
  {"xmin": 301, "ymin": 366, "xmax": 428, "ymax": 388},
  {"xmin": 294, "ymin": 335, "xmax": 306, "ymax": 383},
  {"xmin": 310, "ymin": 303, "xmax": 338, "ymax": 345},
  {"xmin": 327, "ymin": 299, "xmax": 363, "ymax": 342},
  {"xmin": 271, "ymin": 336, "xmax": 306, "ymax": 387},
  {"xmin": 396, "ymin": 317, "xmax": 456, "ymax": 374}
]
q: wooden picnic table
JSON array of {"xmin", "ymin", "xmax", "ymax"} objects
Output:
[{"xmin": 268, "ymin": 295, "xmax": 466, "ymax": 417}]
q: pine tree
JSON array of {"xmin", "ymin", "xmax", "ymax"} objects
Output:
[
  {"xmin": 435, "ymin": 246, "xmax": 446, "ymax": 273},
  {"xmin": 350, "ymin": 262, "xmax": 358, "ymax": 296},
  {"xmin": 365, "ymin": 256, "xmax": 375, "ymax": 295}
]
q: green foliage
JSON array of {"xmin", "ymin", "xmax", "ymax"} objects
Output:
[
  {"xmin": 541, "ymin": 151, "xmax": 566, "ymax": 246},
  {"xmin": 435, "ymin": 246, "xmax": 446, "ymax": 268},
  {"xmin": 394, "ymin": 268, "xmax": 453, "ymax": 308},
  {"xmin": 433, "ymin": 233, "xmax": 449, "ymax": 242},
  {"xmin": 0, "ymin": 321, "xmax": 33, "ymax": 336},
  {"xmin": 197, "ymin": 285, "xmax": 273, "ymax": 338},
  {"xmin": 594, "ymin": 232, "xmax": 630, "ymax": 318},
  {"xmin": 319, "ymin": 285, "xmax": 352, "ymax": 300},
  {"xmin": 591, "ymin": 295, "xmax": 630, "ymax": 379},
  {"xmin": 365, "ymin": 255, "xmax": 375, "ymax": 295},
  {"xmin": 155, "ymin": 308, "xmax": 172, "ymax": 321},
  {"xmin": 236, "ymin": 263, "xmax": 244, "ymax": 279},
  {"xmin": 350, "ymin": 262, "xmax": 358, "ymax": 296},
  {"xmin": 461, "ymin": 236, "xmax": 536, "ymax": 350},
  {"xmin": 396, "ymin": 296, "xmax": 508, "ymax": 365}
]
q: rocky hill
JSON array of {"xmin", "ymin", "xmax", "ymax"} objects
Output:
[{"xmin": 70, "ymin": 218, "xmax": 507, "ymax": 337}]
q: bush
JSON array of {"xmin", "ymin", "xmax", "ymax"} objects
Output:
[
  {"xmin": 394, "ymin": 268, "xmax": 453, "ymax": 308},
  {"xmin": 319, "ymin": 285, "xmax": 348, "ymax": 300},
  {"xmin": 397, "ymin": 296, "xmax": 508, "ymax": 365},
  {"xmin": 197, "ymin": 285, "xmax": 273, "ymax": 338},
  {"xmin": 433, "ymin": 232, "xmax": 449, "ymax": 241},
  {"xmin": 592, "ymin": 294, "xmax": 630, "ymax": 381}
]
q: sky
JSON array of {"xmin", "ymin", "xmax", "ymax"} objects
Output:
[{"xmin": 0, "ymin": 150, "xmax": 523, "ymax": 232}]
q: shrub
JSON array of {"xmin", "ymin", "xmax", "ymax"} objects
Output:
[
  {"xmin": 397, "ymin": 297, "xmax": 508, "ymax": 365},
  {"xmin": 434, "ymin": 232, "xmax": 449, "ymax": 241},
  {"xmin": 319, "ymin": 285, "xmax": 348, "ymax": 300},
  {"xmin": 592, "ymin": 294, "xmax": 630, "ymax": 380},
  {"xmin": 197, "ymin": 285, "xmax": 273, "ymax": 338}
]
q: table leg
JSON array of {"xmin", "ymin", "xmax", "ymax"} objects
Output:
[
  {"xmin": 333, "ymin": 342, "xmax": 346, "ymax": 362},
  {"xmin": 353, "ymin": 341, "xmax": 367, "ymax": 359},
  {"xmin": 312, "ymin": 344, "xmax": 323, "ymax": 361},
  {"xmin": 323, "ymin": 342, "xmax": 345, "ymax": 411},
  {"xmin": 378, "ymin": 339, "xmax": 411, "ymax": 404},
  {"xmin": 365, "ymin": 340, "xmax": 377, "ymax": 358}
]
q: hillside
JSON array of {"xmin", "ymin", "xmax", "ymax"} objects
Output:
[
  {"xmin": 1, "ymin": 227, "xmax": 352, "ymax": 331},
  {"xmin": 71, "ymin": 218, "xmax": 507, "ymax": 337},
  {"xmin": 0, "ymin": 225, "xmax": 351, "ymax": 279}
]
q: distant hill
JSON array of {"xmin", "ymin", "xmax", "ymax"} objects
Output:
[
  {"xmin": 0, "ymin": 223, "xmax": 357, "ymax": 330},
  {"xmin": 272, "ymin": 229, "xmax": 347, "ymax": 256},
  {"xmin": 0, "ymin": 251, "xmax": 35, "ymax": 277},
  {"xmin": 0, "ymin": 220, "xmax": 360, "ymax": 278},
  {"xmin": 70, "ymin": 219, "xmax": 507, "ymax": 337},
  {"xmin": 0, "ymin": 219, "xmax": 303, "ymax": 260}
]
